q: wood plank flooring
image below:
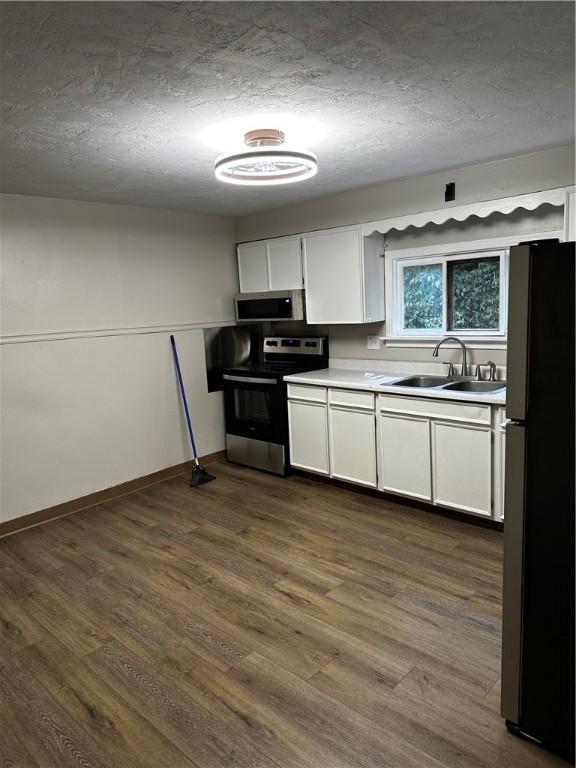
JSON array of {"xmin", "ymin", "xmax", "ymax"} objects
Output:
[{"xmin": 0, "ymin": 461, "xmax": 569, "ymax": 768}]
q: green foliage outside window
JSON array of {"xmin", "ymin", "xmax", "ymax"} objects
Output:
[
  {"xmin": 402, "ymin": 256, "xmax": 501, "ymax": 332},
  {"xmin": 448, "ymin": 257, "xmax": 500, "ymax": 330},
  {"xmin": 403, "ymin": 263, "xmax": 443, "ymax": 329}
]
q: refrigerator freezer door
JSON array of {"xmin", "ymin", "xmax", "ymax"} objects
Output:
[
  {"xmin": 501, "ymin": 422, "xmax": 526, "ymax": 724},
  {"xmin": 506, "ymin": 245, "xmax": 531, "ymax": 422}
]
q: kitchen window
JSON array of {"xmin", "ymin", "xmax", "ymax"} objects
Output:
[{"xmin": 389, "ymin": 248, "xmax": 508, "ymax": 341}]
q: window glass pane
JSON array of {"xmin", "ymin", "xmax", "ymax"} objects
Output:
[
  {"xmin": 448, "ymin": 257, "xmax": 500, "ymax": 330},
  {"xmin": 402, "ymin": 263, "xmax": 443, "ymax": 330}
]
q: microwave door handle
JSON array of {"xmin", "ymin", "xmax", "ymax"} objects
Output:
[{"xmin": 222, "ymin": 375, "xmax": 278, "ymax": 385}]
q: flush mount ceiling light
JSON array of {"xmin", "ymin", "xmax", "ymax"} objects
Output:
[{"xmin": 214, "ymin": 129, "xmax": 318, "ymax": 186}]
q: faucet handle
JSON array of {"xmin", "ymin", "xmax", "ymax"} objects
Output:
[
  {"xmin": 475, "ymin": 364, "xmax": 483, "ymax": 381},
  {"xmin": 443, "ymin": 362, "xmax": 455, "ymax": 377},
  {"xmin": 486, "ymin": 361, "xmax": 497, "ymax": 381}
]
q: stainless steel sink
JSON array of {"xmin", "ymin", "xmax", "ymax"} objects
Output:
[
  {"xmin": 390, "ymin": 375, "xmax": 506, "ymax": 393},
  {"xmin": 391, "ymin": 375, "xmax": 451, "ymax": 388},
  {"xmin": 443, "ymin": 380, "xmax": 506, "ymax": 393}
]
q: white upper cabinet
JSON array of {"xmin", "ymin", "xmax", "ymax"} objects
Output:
[
  {"xmin": 237, "ymin": 242, "xmax": 269, "ymax": 293},
  {"xmin": 237, "ymin": 236, "xmax": 302, "ymax": 293},
  {"xmin": 302, "ymin": 225, "xmax": 385, "ymax": 324},
  {"xmin": 267, "ymin": 237, "xmax": 303, "ymax": 290}
]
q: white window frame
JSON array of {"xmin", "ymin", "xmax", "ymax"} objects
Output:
[
  {"xmin": 395, "ymin": 249, "xmax": 508, "ymax": 338},
  {"xmin": 384, "ymin": 230, "xmax": 563, "ymax": 349}
]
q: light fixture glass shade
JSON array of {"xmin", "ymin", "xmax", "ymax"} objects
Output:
[{"xmin": 214, "ymin": 128, "xmax": 318, "ymax": 186}]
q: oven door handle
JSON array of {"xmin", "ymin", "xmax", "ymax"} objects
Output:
[{"xmin": 222, "ymin": 374, "xmax": 278, "ymax": 385}]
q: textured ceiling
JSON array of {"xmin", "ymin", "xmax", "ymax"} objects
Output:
[{"xmin": 0, "ymin": 1, "xmax": 574, "ymax": 216}]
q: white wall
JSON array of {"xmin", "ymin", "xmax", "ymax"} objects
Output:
[
  {"xmin": 235, "ymin": 146, "xmax": 574, "ymax": 369},
  {"xmin": 236, "ymin": 144, "xmax": 575, "ymax": 241},
  {"xmin": 328, "ymin": 205, "xmax": 565, "ymax": 368},
  {"xmin": 0, "ymin": 194, "xmax": 237, "ymax": 521}
]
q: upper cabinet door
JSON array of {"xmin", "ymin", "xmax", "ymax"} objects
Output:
[
  {"xmin": 237, "ymin": 237, "xmax": 302, "ymax": 293},
  {"xmin": 303, "ymin": 227, "xmax": 364, "ymax": 324},
  {"xmin": 237, "ymin": 242, "xmax": 269, "ymax": 293},
  {"xmin": 267, "ymin": 236, "xmax": 303, "ymax": 290}
]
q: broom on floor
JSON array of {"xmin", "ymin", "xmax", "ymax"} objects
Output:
[{"xmin": 170, "ymin": 335, "xmax": 215, "ymax": 488}]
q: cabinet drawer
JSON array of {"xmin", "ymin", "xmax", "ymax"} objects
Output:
[
  {"xmin": 287, "ymin": 384, "xmax": 327, "ymax": 403},
  {"xmin": 378, "ymin": 394, "xmax": 491, "ymax": 425},
  {"xmin": 329, "ymin": 388, "xmax": 374, "ymax": 411}
]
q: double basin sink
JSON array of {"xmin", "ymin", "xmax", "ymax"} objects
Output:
[{"xmin": 391, "ymin": 375, "xmax": 506, "ymax": 393}]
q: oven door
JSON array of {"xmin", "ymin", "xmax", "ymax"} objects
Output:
[{"xmin": 223, "ymin": 374, "xmax": 285, "ymax": 445}]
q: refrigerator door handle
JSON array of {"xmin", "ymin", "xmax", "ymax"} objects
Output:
[
  {"xmin": 506, "ymin": 245, "xmax": 531, "ymax": 421},
  {"xmin": 501, "ymin": 422, "xmax": 527, "ymax": 724}
]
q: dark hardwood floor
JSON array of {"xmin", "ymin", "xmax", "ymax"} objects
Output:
[{"xmin": 0, "ymin": 461, "xmax": 568, "ymax": 768}]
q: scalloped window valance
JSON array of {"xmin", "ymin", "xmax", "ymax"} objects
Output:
[{"xmin": 362, "ymin": 187, "xmax": 568, "ymax": 237}]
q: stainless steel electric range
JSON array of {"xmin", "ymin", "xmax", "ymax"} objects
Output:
[{"xmin": 223, "ymin": 336, "xmax": 328, "ymax": 475}]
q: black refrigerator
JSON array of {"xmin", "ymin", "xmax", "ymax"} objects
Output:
[{"xmin": 501, "ymin": 241, "xmax": 575, "ymax": 762}]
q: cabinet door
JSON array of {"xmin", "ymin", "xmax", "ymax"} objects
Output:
[
  {"xmin": 268, "ymin": 236, "xmax": 302, "ymax": 290},
  {"xmin": 288, "ymin": 400, "xmax": 329, "ymax": 475},
  {"xmin": 329, "ymin": 406, "xmax": 376, "ymax": 488},
  {"xmin": 432, "ymin": 421, "xmax": 492, "ymax": 516},
  {"xmin": 237, "ymin": 242, "xmax": 268, "ymax": 292},
  {"xmin": 303, "ymin": 227, "xmax": 364, "ymax": 324},
  {"xmin": 378, "ymin": 413, "xmax": 431, "ymax": 500}
]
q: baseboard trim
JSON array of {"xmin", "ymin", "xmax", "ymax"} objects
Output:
[{"xmin": 0, "ymin": 450, "xmax": 225, "ymax": 539}]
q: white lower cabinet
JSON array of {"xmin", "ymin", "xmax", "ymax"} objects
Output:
[
  {"xmin": 378, "ymin": 412, "xmax": 431, "ymax": 500},
  {"xmin": 431, "ymin": 421, "xmax": 492, "ymax": 516},
  {"xmin": 288, "ymin": 384, "xmax": 501, "ymax": 521},
  {"xmin": 287, "ymin": 399, "xmax": 329, "ymax": 475},
  {"xmin": 498, "ymin": 429, "xmax": 506, "ymax": 520},
  {"xmin": 329, "ymin": 405, "xmax": 377, "ymax": 488},
  {"xmin": 495, "ymin": 410, "xmax": 507, "ymax": 521}
]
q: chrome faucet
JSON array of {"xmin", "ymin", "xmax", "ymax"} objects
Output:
[
  {"xmin": 433, "ymin": 336, "xmax": 468, "ymax": 377},
  {"xmin": 475, "ymin": 360, "xmax": 497, "ymax": 382}
]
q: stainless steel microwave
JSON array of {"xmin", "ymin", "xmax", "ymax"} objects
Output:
[{"xmin": 234, "ymin": 290, "xmax": 304, "ymax": 322}]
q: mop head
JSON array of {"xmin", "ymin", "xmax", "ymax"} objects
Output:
[{"xmin": 189, "ymin": 464, "xmax": 216, "ymax": 487}]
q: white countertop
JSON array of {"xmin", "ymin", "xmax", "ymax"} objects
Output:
[{"xmin": 284, "ymin": 368, "xmax": 507, "ymax": 406}]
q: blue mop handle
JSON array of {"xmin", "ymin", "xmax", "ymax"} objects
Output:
[{"xmin": 170, "ymin": 335, "xmax": 199, "ymax": 461}]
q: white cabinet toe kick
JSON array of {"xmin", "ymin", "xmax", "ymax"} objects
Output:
[{"xmin": 287, "ymin": 383, "xmax": 506, "ymax": 522}]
